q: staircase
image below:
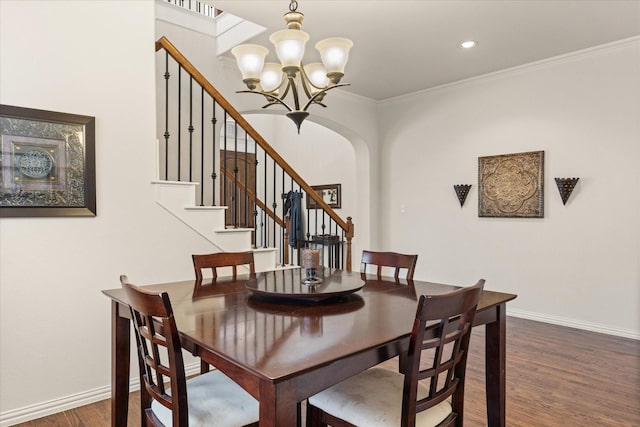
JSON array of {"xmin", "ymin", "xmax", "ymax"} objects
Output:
[{"xmin": 154, "ymin": 36, "xmax": 354, "ymax": 272}]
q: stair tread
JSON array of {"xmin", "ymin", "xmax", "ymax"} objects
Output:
[{"xmin": 184, "ymin": 206, "xmax": 227, "ymax": 211}]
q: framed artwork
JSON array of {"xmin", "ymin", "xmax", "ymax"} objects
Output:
[
  {"xmin": 0, "ymin": 104, "xmax": 96, "ymax": 217},
  {"xmin": 478, "ymin": 150, "xmax": 544, "ymax": 218},
  {"xmin": 307, "ymin": 184, "xmax": 341, "ymax": 209}
]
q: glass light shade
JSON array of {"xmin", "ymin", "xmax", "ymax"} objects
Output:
[
  {"xmin": 260, "ymin": 63, "xmax": 283, "ymax": 93},
  {"xmin": 304, "ymin": 63, "xmax": 328, "ymax": 93},
  {"xmin": 231, "ymin": 44, "xmax": 268, "ymax": 82},
  {"xmin": 269, "ymin": 29, "xmax": 310, "ymax": 70},
  {"xmin": 316, "ymin": 38, "xmax": 353, "ymax": 75}
]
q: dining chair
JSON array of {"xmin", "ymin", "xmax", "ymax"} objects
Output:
[
  {"xmin": 192, "ymin": 250, "xmax": 256, "ymax": 282},
  {"xmin": 192, "ymin": 251, "xmax": 256, "ymax": 373},
  {"xmin": 306, "ymin": 279, "xmax": 485, "ymax": 427},
  {"xmin": 120, "ymin": 275, "xmax": 259, "ymax": 427},
  {"xmin": 360, "ymin": 250, "xmax": 418, "ymax": 280}
]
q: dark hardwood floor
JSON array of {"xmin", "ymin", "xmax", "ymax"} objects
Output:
[{"xmin": 13, "ymin": 317, "xmax": 640, "ymax": 426}]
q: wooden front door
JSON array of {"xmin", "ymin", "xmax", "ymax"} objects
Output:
[{"xmin": 220, "ymin": 150, "xmax": 256, "ymax": 228}]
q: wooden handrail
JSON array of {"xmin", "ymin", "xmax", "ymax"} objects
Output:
[
  {"xmin": 155, "ymin": 36, "xmax": 349, "ymax": 232},
  {"xmin": 220, "ymin": 165, "xmax": 285, "ymax": 228}
]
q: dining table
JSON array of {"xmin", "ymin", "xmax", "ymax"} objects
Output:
[{"xmin": 103, "ymin": 268, "xmax": 517, "ymax": 427}]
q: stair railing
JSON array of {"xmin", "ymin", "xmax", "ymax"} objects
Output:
[{"xmin": 155, "ymin": 36, "xmax": 354, "ymax": 271}]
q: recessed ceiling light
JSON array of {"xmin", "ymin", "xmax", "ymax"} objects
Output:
[{"xmin": 460, "ymin": 40, "xmax": 477, "ymax": 49}]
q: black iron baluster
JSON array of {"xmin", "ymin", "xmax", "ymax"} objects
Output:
[
  {"xmin": 253, "ymin": 142, "xmax": 258, "ymax": 248},
  {"xmin": 200, "ymin": 87, "xmax": 204, "ymax": 206},
  {"xmin": 306, "ymin": 191, "xmax": 311, "ymax": 244},
  {"xmin": 263, "ymin": 149, "xmax": 268, "ymax": 247},
  {"xmin": 233, "ymin": 121, "xmax": 239, "ymax": 228},
  {"xmin": 223, "ymin": 111, "xmax": 228, "ymax": 225},
  {"xmin": 188, "ymin": 76, "xmax": 194, "ymax": 182},
  {"xmin": 341, "ymin": 229, "xmax": 345, "ymax": 269},
  {"xmin": 321, "ymin": 210, "xmax": 327, "ymax": 236},
  {"xmin": 289, "ymin": 178, "xmax": 295, "ymax": 265},
  {"xmin": 211, "ymin": 99, "xmax": 217, "ymax": 206},
  {"xmin": 177, "ymin": 65, "xmax": 182, "ymax": 181},
  {"xmin": 163, "ymin": 52, "xmax": 170, "ymax": 180},
  {"xmin": 312, "ymin": 206, "xmax": 318, "ymax": 268},
  {"xmin": 272, "ymin": 159, "xmax": 278, "ymax": 263},
  {"xmin": 244, "ymin": 130, "xmax": 249, "ymax": 229},
  {"xmin": 281, "ymin": 168, "xmax": 286, "ymax": 265}
]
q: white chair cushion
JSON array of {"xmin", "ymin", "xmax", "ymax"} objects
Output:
[
  {"xmin": 308, "ymin": 367, "xmax": 452, "ymax": 427},
  {"xmin": 151, "ymin": 370, "xmax": 259, "ymax": 426}
]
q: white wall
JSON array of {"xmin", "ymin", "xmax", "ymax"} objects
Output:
[
  {"xmin": 378, "ymin": 39, "xmax": 640, "ymax": 337},
  {"xmin": 0, "ymin": 1, "xmax": 219, "ymax": 422}
]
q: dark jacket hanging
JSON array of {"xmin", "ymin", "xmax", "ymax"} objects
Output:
[{"xmin": 285, "ymin": 191, "xmax": 303, "ymax": 248}]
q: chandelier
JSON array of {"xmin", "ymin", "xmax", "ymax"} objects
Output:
[{"xmin": 231, "ymin": 0, "xmax": 353, "ymax": 133}]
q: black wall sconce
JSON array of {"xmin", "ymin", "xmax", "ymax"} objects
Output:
[
  {"xmin": 555, "ymin": 177, "xmax": 579, "ymax": 205},
  {"xmin": 453, "ymin": 184, "xmax": 472, "ymax": 207}
]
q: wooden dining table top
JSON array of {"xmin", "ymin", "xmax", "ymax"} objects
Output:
[{"xmin": 103, "ymin": 268, "xmax": 516, "ymax": 383}]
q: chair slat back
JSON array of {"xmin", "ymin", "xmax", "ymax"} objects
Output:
[
  {"xmin": 192, "ymin": 251, "xmax": 256, "ymax": 282},
  {"xmin": 401, "ymin": 279, "xmax": 484, "ymax": 427},
  {"xmin": 360, "ymin": 250, "xmax": 418, "ymax": 280},
  {"xmin": 120, "ymin": 275, "xmax": 188, "ymax": 426}
]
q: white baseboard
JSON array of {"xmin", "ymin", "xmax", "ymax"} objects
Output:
[
  {"xmin": 0, "ymin": 362, "xmax": 201, "ymax": 427},
  {"xmin": 508, "ymin": 309, "xmax": 640, "ymax": 340}
]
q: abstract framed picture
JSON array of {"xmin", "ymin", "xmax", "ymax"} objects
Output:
[
  {"xmin": 478, "ymin": 150, "xmax": 544, "ymax": 218},
  {"xmin": 0, "ymin": 104, "xmax": 96, "ymax": 217},
  {"xmin": 307, "ymin": 184, "xmax": 341, "ymax": 209}
]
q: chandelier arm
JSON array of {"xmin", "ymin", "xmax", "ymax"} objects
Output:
[
  {"xmin": 299, "ymin": 67, "xmax": 315, "ymax": 100},
  {"xmin": 299, "ymin": 65, "xmax": 328, "ymax": 96},
  {"xmin": 301, "ymin": 83, "xmax": 350, "ymax": 112},
  {"xmin": 262, "ymin": 102, "xmax": 284, "ymax": 109},
  {"xmin": 288, "ymin": 75, "xmax": 302, "ymax": 111},
  {"xmin": 280, "ymin": 80, "xmax": 292, "ymax": 100},
  {"xmin": 236, "ymin": 90, "xmax": 294, "ymax": 112}
]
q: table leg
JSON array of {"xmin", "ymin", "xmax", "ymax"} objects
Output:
[
  {"xmin": 111, "ymin": 301, "xmax": 131, "ymax": 427},
  {"xmin": 485, "ymin": 303, "xmax": 507, "ymax": 427},
  {"xmin": 259, "ymin": 381, "xmax": 298, "ymax": 427}
]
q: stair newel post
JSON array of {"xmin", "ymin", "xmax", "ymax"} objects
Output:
[
  {"xmin": 345, "ymin": 217, "xmax": 354, "ymax": 272},
  {"xmin": 211, "ymin": 98, "xmax": 217, "ymax": 206},
  {"xmin": 163, "ymin": 51, "xmax": 170, "ymax": 180}
]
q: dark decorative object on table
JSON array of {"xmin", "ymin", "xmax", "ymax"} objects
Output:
[
  {"xmin": 301, "ymin": 248, "xmax": 322, "ymax": 284},
  {"xmin": 453, "ymin": 184, "xmax": 472, "ymax": 207},
  {"xmin": 555, "ymin": 177, "xmax": 579, "ymax": 205}
]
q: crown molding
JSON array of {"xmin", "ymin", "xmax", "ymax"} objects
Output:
[{"xmin": 381, "ymin": 35, "xmax": 640, "ymax": 106}]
